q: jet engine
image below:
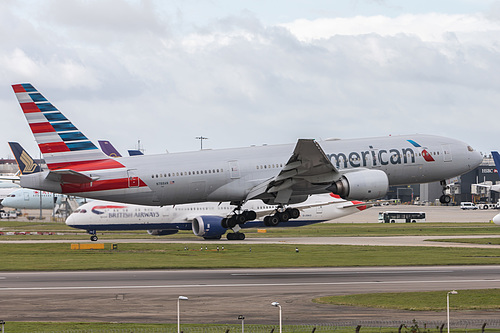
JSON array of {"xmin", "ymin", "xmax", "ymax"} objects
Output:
[
  {"xmin": 328, "ymin": 169, "xmax": 389, "ymax": 200},
  {"xmin": 147, "ymin": 229, "xmax": 179, "ymax": 236},
  {"xmin": 192, "ymin": 216, "xmax": 227, "ymax": 239}
]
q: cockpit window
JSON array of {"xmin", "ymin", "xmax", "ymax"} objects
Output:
[
  {"xmin": 467, "ymin": 146, "xmax": 474, "ymax": 152},
  {"xmin": 7, "ymin": 194, "xmax": 15, "ymax": 197},
  {"xmin": 80, "ymin": 209, "xmax": 87, "ymax": 213}
]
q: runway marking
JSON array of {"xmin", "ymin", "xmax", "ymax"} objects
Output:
[
  {"xmin": 230, "ymin": 270, "xmax": 454, "ymax": 276},
  {"xmin": 2, "ymin": 279, "xmax": 500, "ymax": 291}
]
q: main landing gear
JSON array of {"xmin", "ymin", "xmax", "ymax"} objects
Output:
[
  {"xmin": 439, "ymin": 180, "xmax": 452, "ymax": 204},
  {"xmin": 263, "ymin": 207, "xmax": 300, "ymax": 227},
  {"xmin": 223, "ymin": 203, "xmax": 301, "ymax": 240},
  {"xmin": 223, "ymin": 202, "xmax": 257, "ymax": 241}
]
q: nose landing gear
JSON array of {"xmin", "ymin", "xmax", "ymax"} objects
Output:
[{"xmin": 439, "ymin": 180, "xmax": 452, "ymax": 204}]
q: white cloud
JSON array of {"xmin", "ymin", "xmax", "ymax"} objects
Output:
[
  {"xmin": 1, "ymin": 2, "xmax": 499, "ymax": 159},
  {"xmin": 280, "ymin": 13, "xmax": 500, "ymax": 44}
]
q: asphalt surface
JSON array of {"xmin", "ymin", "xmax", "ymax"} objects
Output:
[
  {"xmin": 1, "ymin": 266, "xmax": 500, "ymax": 325},
  {"xmin": 2, "ymin": 204, "xmax": 500, "ymax": 326}
]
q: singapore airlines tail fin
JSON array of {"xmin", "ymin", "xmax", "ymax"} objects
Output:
[
  {"xmin": 8, "ymin": 142, "xmax": 42, "ymax": 175},
  {"xmin": 12, "ymin": 83, "xmax": 123, "ymax": 172}
]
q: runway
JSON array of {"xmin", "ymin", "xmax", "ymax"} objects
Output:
[{"xmin": 1, "ymin": 266, "xmax": 500, "ymax": 325}]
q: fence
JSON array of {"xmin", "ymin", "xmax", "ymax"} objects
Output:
[{"xmin": 27, "ymin": 319, "xmax": 500, "ymax": 333}]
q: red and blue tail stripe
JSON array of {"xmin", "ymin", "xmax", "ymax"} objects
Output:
[{"xmin": 12, "ymin": 83, "xmax": 124, "ymax": 171}]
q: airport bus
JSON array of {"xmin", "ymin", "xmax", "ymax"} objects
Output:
[{"xmin": 378, "ymin": 211, "xmax": 426, "ymax": 223}]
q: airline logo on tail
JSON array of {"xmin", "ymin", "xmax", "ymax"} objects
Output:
[
  {"xmin": 407, "ymin": 139, "xmax": 435, "ymax": 162},
  {"xmin": 20, "ymin": 150, "xmax": 38, "ymax": 173},
  {"xmin": 8, "ymin": 141, "xmax": 42, "ymax": 175}
]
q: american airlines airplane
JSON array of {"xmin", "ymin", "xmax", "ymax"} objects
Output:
[
  {"xmin": 66, "ymin": 193, "xmax": 368, "ymax": 241},
  {"xmin": 12, "ymin": 83, "xmax": 482, "ymax": 229}
]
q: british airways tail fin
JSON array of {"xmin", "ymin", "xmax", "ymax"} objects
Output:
[
  {"xmin": 492, "ymin": 151, "xmax": 500, "ymax": 175},
  {"xmin": 98, "ymin": 140, "xmax": 122, "ymax": 158},
  {"xmin": 12, "ymin": 83, "xmax": 123, "ymax": 171},
  {"xmin": 8, "ymin": 142, "xmax": 42, "ymax": 175}
]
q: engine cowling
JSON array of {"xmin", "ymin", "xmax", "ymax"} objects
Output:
[
  {"xmin": 147, "ymin": 230, "xmax": 179, "ymax": 236},
  {"xmin": 328, "ymin": 169, "xmax": 389, "ymax": 200},
  {"xmin": 192, "ymin": 216, "xmax": 227, "ymax": 239}
]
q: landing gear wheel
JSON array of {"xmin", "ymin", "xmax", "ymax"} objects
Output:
[
  {"xmin": 278, "ymin": 211, "xmax": 290, "ymax": 222},
  {"xmin": 269, "ymin": 215, "xmax": 280, "ymax": 227},
  {"xmin": 221, "ymin": 218, "xmax": 229, "ymax": 229},
  {"xmin": 439, "ymin": 194, "xmax": 451, "ymax": 204},
  {"xmin": 264, "ymin": 216, "xmax": 271, "ymax": 226},
  {"xmin": 287, "ymin": 208, "xmax": 300, "ymax": 219},
  {"xmin": 90, "ymin": 235, "xmax": 98, "ymax": 242},
  {"xmin": 227, "ymin": 232, "xmax": 245, "ymax": 240},
  {"xmin": 242, "ymin": 210, "xmax": 257, "ymax": 221},
  {"xmin": 227, "ymin": 216, "xmax": 238, "ymax": 228}
]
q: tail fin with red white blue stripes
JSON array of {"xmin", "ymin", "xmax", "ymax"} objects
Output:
[{"xmin": 12, "ymin": 83, "xmax": 123, "ymax": 172}]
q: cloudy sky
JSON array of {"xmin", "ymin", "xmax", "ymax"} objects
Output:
[{"xmin": 1, "ymin": 0, "xmax": 499, "ymax": 159}]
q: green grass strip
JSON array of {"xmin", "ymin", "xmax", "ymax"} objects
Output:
[
  {"xmin": 3, "ymin": 243, "xmax": 500, "ymax": 270},
  {"xmin": 314, "ymin": 289, "xmax": 500, "ymax": 311}
]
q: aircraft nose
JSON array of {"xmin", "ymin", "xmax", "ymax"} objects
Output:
[
  {"xmin": 493, "ymin": 214, "xmax": 500, "ymax": 225},
  {"xmin": 65, "ymin": 214, "xmax": 75, "ymax": 226},
  {"xmin": 464, "ymin": 144, "xmax": 483, "ymax": 169}
]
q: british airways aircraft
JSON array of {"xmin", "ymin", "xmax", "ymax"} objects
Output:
[
  {"xmin": 66, "ymin": 193, "xmax": 368, "ymax": 241},
  {"xmin": 12, "ymin": 83, "xmax": 482, "ymax": 228}
]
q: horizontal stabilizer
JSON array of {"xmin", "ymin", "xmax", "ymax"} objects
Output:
[{"xmin": 46, "ymin": 169, "xmax": 99, "ymax": 184}]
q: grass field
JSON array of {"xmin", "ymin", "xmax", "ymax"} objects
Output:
[
  {"xmin": 314, "ymin": 289, "xmax": 500, "ymax": 311},
  {"xmin": 5, "ymin": 321, "xmax": 500, "ymax": 333},
  {"xmin": 2, "ymin": 242, "xmax": 500, "ymax": 270}
]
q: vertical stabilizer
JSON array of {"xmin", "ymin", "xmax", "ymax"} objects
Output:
[
  {"xmin": 12, "ymin": 83, "xmax": 123, "ymax": 171},
  {"xmin": 8, "ymin": 142, "xmax": 42, "ymax": 175},
  {"xmin": 492, "ymin": 151, "xmax": 500, "ymax": 175},
  {"xmin": 98, "ymin": 140, "xmax": 122, "ymax": 158}
]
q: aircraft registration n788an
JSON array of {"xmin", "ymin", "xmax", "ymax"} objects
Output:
[{"xmin": 12, "ymin": 83, "xmax": 482, "ymax": 226}]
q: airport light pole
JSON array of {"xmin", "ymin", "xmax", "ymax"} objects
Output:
[
  {"xmin": 447, "ymin": 290, "xmax": 457, "ymax": 333},
  {"xmin": 238, "ymin": 315, "xmax": 245, "ymax": 333},
  {"xmin": 271, "ymin": 301, "xmax": 282, "ymax": 333},
  {"xmin": 195, "ymin": 136, "xmax": 208, "ymax": 150},
  {"xmin": 177, "ymin": 296, "xmax": 188, "ymax": 333}
]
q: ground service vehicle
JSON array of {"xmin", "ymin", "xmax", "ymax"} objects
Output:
[{"xmin": 378, "ymin": 211, "xmax": 426, "ymax": 223}]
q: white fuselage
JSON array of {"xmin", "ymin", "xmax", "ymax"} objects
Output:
[
  {"xmin": 65, "ymin": 194, "xmax": 366, "ymax": 231},
  {"xmin": 1, "ymin": 188, "xmax": 62, "ymax": 210}
]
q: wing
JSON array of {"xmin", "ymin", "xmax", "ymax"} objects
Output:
[{"xmin": 246, "ymin": 139, "xmax": 340, "ymax": 204}]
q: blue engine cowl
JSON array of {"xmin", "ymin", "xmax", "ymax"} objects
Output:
[
  {"xmin": 147, "ymin": 229, "xmax": 179, "ymax": 236},
  {"xmin": 192, "ymin": 216, "xmax": 227, "ymax": 239}
]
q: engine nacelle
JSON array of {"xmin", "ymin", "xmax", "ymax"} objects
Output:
[
  {"xmin": 192, "ymin": 216, "xmax": 227, "ymax": 239},
  {"xmin": 147, "ymin": 229, "xmax": 179, "ymax": 236},
  {"xmin": 328, "ymin": 169, "xmax": 389, "ymax": 200}
]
